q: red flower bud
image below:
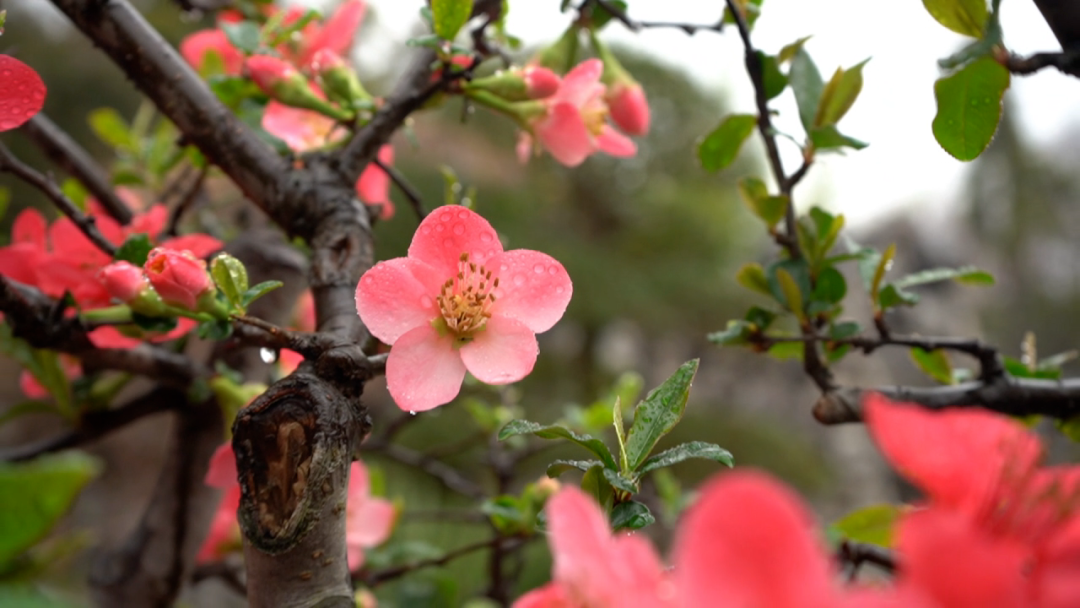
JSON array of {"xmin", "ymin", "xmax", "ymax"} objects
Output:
[
  {"xmin": 245, "ymin": 55, "xmax": 300, "ymax": 97},
  {"xmin": 607, "ymin": 82, "xmax": 650, "ymax": 136},
  {"xmin": 523, "ymin": 66, "xmax": 560, "ymax": 99},
  {"xmin": 99, "ymin": 261, "xmax": 149, "ymax": 303},
  {"xmin": 144, "ymin": 248, "xmax": 213, "ymax": 311}
]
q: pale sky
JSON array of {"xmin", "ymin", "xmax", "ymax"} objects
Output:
[{"xmin": 358, "ymin": 0, "xmax": 1078, "ymax": 227}]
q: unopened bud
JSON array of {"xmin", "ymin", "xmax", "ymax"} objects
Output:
[
  {"xmin": 144, "ymin": 248, "xmax": 216, "ymax": 312},
  {"xmin": 245, "ymin": 55, "xmax": 354, "ymax": 122},
  {"xmin": 466, "ymin": 66, "xmax": 561, "ymax": 102},
  {"xmin": 311, "ymin": 49, "xmax": 371, "ymax": 110},
  {"xmin": 591, "ymin": 32, "xmax": 650, "ymax": 135},
  {"xmin": 99, "ymin": 261, "xmax": 168, "ymax": 316}
]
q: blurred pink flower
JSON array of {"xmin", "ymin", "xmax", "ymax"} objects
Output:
[
  {"xmin": 179, "ymin": 28, "xmax": 244, "ymax": 75},
  {"xmin": 356, "ymin": 145, "xmax": 395, "ymax": 220},
  {"xmin": 0, "ymin": 55, "xmax": 46, "ymax": 131},
  {"xmin": 345, "ymin": 460, "xmax": 396, "ymax": 571},
  {"xmin": 355, "ymin": 205, "xmax": 572, "ymax": 411},
  {"xmin": 606, "ymin": 82, "xmax": 650, "ymax": 136},
  {"xmin": 198, "ymin": 443, "xmax": 242, "ymax": 564}
]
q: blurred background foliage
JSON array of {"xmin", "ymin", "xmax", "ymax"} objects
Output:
[{"xmin": 4, "ymin": 0, "xmax": 1078, "ymax": 606}]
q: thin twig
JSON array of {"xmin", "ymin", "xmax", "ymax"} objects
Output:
[
  {"xmin": 589, "ymin": 0, "xmax": 724, "ymax": 34},
  {"xmin": 164, "ymin": 165, "xmax": 208, "ymax": 237},
  {"xmin": 838, "ymin": 539, "xmax": 896, "ymax": 580},
  {"xmin": 357, "ymin": 536, "xmax": 526, "ymax": 588},
  {"xmin": 364, "ymin": 441, "xmax": 486, "ymax": 499},
  {"xmin": 0, "ymin": 142, "xmax": 117, "ymax": 256},
  {"xmin": 373, "ymin": 155, "xmax": 427, "ymax": 221},
  {"xmin": 1001, "ymin": 49, "xmax": 1080, "ymax": 76},
  {"xmin": 20, "ymin": 113, "xmax": 133, "ymax": 224}
]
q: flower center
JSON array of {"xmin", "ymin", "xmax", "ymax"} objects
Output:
[{"xmin": 435, "ymin": 252, "xmax": 498, "ymax": 344}]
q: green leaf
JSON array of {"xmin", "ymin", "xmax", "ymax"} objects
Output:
[
  {"xmin": 431, "ymin": 0, "xmax": 474, "ymax": 40},
  {"xmin": 775, "ymin": 267, "xmax": 806, "ymax": 321},
  {"xmin": 1058, "ymin": 415, "xmax": 1080, "ymax": 443},
  {"xmin": 59, "ymin": 179, "xmax": 88, "ymax": 212},
  {"xmin": 932, "ymin": 56, "xmax": 1009, "ymax": 161},
  {"xmin": 698, "ymin": 114, "xmax": 757, "ymax": 172},
  {"xmin": 778, "ymin": 36, "xmax": 812, "ymax": 63},
  {"xmin": 922, "ymin": 0, "xmax": 988, "ymax": 37},
  {"xmin": 0, "ymin": 584, "xmax": 75, "ymax": 608},
  {"xmin": 210, "ymin": 254, "xmax": 250, "ymax": 311},
  {"xmin": 0, "ymin": 452, "xmax": 101, "ymax": 569},
  {"xmin": 196, "ymin": 319, "xmax": 233, "ymax": 341},
  {"xmin": 580, "ymin": 464, "xmax": 614, "ymax": 509},
  {"xmin": 0, "ymin": 188, "xmax": 9, "ymax": 222},
  {"xmin": 745, "ymin": 306, "xmax": 777, "ymax": 330},
  {"xmin": 759, "ymin": 52, "xmax": 788, "ymax": 100},
  {"xmin": 240, "ymin": 280, "xmax": 284, "ymax": 307},
  {"xmin": 588, "ymin": 0, "xmax": 628, "ymax": 30},
  {"xmin": 602, "ymin": 468, "xmax": 638, "ymax": 494},
  {"xmin": 707, "ymin": 320, "xmax": 752, "ymax": 346},
  {"xmin": 546, "ymin": 459, "xmax": 602, "ymax": 478},
  {"xmin": 637, "ymin": 441, "xmax": 734, "ymax": 475},
  {"xmin": 831, "ymin": 503, "xmax": 901, "ymax": 547},
  {"xmin": 221, "ymin": 21, "xmax": 261, "ymax": 54},
  {"xmin": 613, "ymin": 397, "xmax": 628, "ymax": 474},
  {"xmin": 113, "ymin": 234, "xmax": 152, "ymax": 266},
  {"xmin": 810, "ymin": 125, "xmax": 868, "ymax": 151},
  {"xmin": 789, "ymin": 48, "xmax": 824, "ymax": 131},
  {"xmin": 88, "ymin": 108, "xmax": 136, "ymax": 152},
  {"xmin": 0, "ymin": 401, "xmax": 58, "ymax": 427},
  {"xmin": 815, "ymin": 59, "xmax": 869, "ymax": 127},
  {"xmin": 870, "ymin": 243, "xmax": 896, "ymax": 309},
  {"xmin": 624, "ymin": 359, "xmax": 699, "ymax": 471},
  {"xmin": 130, "ymin": 312, "xmax": 178, "ymax": 333},
  {"xmin": 893, "ymin": 266, "xmax": 995, "ymax": 289},
  {"xmin": 878, "ymin": 283, "xmax": 920, "ymax": 309},
  {"xmin": 499, "ymin": 420, "xmax": 618, "ymax": 470},
  {"xmin": 911, "ymin": 347, "xmax": 954, "ymax": 384},
  {"xmin": 737, "ymin": 177, "xmax": 788, "ymax": 228},
  {"xmin": 736, "ymin": 263, "xmax": 772, "ymax": 296},
  {"xmin": 610, "ymin": 500, "xmax": 655, "ymax": 531},
  {"xmin": 809, "ymin": 207, "xmax": 845, "ymax": 259},
  {"xmin": 812, "ymin": 267, "xmax": 847, "ymax": 305}
]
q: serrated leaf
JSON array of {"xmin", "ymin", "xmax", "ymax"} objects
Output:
[
  {"xmin": 88, "ymin": 108, "xmax": 136, "ymax": 152},
  {"xmin": 815, "ymin": 59, "xmax": 869, "ymax": 127},
  {"xmin": 240, "ymin": 280, "xmax": 284, "ymax": 307},
  {"xmin": 610, "ymin": 500, "xmax": 655, "ymax": 531},
  {"xmin": 113, "ymin": 233, "xmax": 152, "ymax": 266},
  {"xmin": 546, "ymin": 460, "xmax": 602, "ymax": 478},
  {"xmin": 911, "ymin": 347, "xmax": 954, "ymax": 384},
  {"xmin": 221, "ymin": 21, "xmax": 261, "ymax": 54},
  {"xmin": 211, "ymin": 254, "xmax": 250, "ymax": 311},
  {"xmin": 893, "ymin": 266, "xmax": 995, "ymax": 289},
  {"xmin": 831, "ymin": 503, "xmax": 901, "ymax": 547},
  {"xmin": 922, "ymin": 0, "xmax": 988, "ymax": 37},
  {"xmin": 431, "ymin": 0, "xmax": 474, "ymax": 40},
  {"xmin": 0, "ymin": 452, "xmax": 101, "ymax": 569},
  {"xmin": 499, "ymin": 420, "xmax": 617, "ymax": 470},
  {"xmin": 637, "ymin": 441, "xmax": 734, "ymax": 475},
  {"xmin": 698, "ymin": 114, "xmax": 757, "ymax": 172},
  {"xmin": 736, "ymin": 263, "xmax": 772, "ymax": 296},
  {"xmin": 625, "ymin": 360, "xmax": 699, "ymax": 471},
  {"xmin": 789, "ymin": 48, "xmax": 824, "ymax": 131},
  {"xmin": 932, "ymin": 56, "xmax": 1009, "ymax": 161}
]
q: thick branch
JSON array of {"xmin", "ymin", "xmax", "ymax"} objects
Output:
[
  {"xmin": 20, "ymin": 113, "xmax": 133, "ymax": 224},
  {"xmin": 50, "ymin": 0, "xmax": 293, "ymax": 226},
  {"xmin": 0, "ymin": 142, "xmax": 117, "ymax": 256},
  {"xmin": 813, "ymin": 377, "xmax": 1080, "ymax": 424},
  {"xmin": 0, "ymin": 387, "xmax": 184, "ymax": 462}
]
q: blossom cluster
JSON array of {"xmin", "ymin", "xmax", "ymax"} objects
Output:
[{"xmin": 519, "ymin": 395, "xmax": 1080, "ymax": 608}]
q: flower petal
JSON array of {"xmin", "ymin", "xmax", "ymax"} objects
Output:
[
  {"xmin": 596, "ymin": 125, "xmax": 637, "ymax": 158},
  {"xmin": 407, "ymin": 205, "xmax": 504, "ymax": 277},
  {"xmin": 299, "ymin": 0, "xmax": 367, "ymax": 67},
  {"xmin": 87, "ymin": 326, "xmax": 141, "ymax": 349},
  {"xmin": 556, "ymin": 58, "xmax": 604, "ymax": 107},
  {"xmin": 536, "ymin": 103, "xmax": 594, "ymax": 167},
  {"xmin": 0, "ymin": 55, "xmax": 46, "ymax": 132},
  {"xmin": 673, "ymin": 470, "xmax": 837, "ymax": 608},
  {"xmin": 205, "ymin": 443, "xmax": 238, "ymax": 488},
  {"xmin": 459, "ymin": 316, "xmax": 538, "ymax": 385},
  {"xmin": 489, "ymin": 250, "xmax": 571, "ymax": 333},
  {"xmin": 864, "ymin": 394, "xmax": 1043, "ymax": 516},
  {"xmin": 355, "ymin": 257, "xmax": 443, "ymax": 344},
  {"xmin": 262, "ymin": 101, "xmax": 340, "ymax": 152},
  {"xmin": 513, "ymin": 584, "xmax": 574, "ymax": 608},
  {"xmin": 384, "ymin": 324, "xmax": 466, "ymax": 411},
  {"xmin": 158, "ymin": 234, "xmax": 224, "ymax": 259},
  {"xmin": 12, "ymin": 208, "xmax": 47, "ymax": 247}
]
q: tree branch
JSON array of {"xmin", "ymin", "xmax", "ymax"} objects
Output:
[
  {"xmin": 0, "ymin": 142, "xmax": 117, "ymax": 256},
  {"xmin": 373, "ymin": 155, "xmax": 427, "ymax": 221},
  {"xmin": 19, "ymin": 113, "xmax": 132, "ymax": 224},
  {"xmin": 356, "ymin": 536, "xmax": 526, "ymax": 588},
  {"xmin": 837, "ymin": 539, "xmax": 896, "ymax": 578},
  {"xmin": 364, "ymin": 441, "xmax": 487, "ymax": 499},
  {"xmin": 589, "ymin": 0, "xmax": 724, "ymax": 34},
  {"xmin": 1001, "ymin": 50, "xmax": 1080, "ymax": 76}
]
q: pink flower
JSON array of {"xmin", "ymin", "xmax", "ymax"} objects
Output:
[
  {"xmin": 345, "ymin": 460, "xmax": 396, "ymax": 571},
  {"xmin": 143, "ymin": 248, "xmax": 213, "ymax": 310},
  {"xmin": 87, "ymin": 318, "xmax": 197, "ymax": 349},
  {"xmin": 262, "ymin": 99, "xmax": 341, "ymax": 152},
  {"xmin": 19, "ymin": 355, "xmax": 81, "ymax": 400},
  {"xmin": 296, "ymin": 0, "xmax": 367, "ymax": 69},
  {"xmin": 198, "ymin": 443, "xmax": 242, "ymax": 564},
  {"xmin": 523, "ymin": 66, "xmax": 561, "ymax": 99},
  {"xmin": 98, "ymin": 261, "xmax": 150, "ymax": 303},
  {"xmin": 525, "ymin": 59, "xmax": 636, "ymax": 167},
  {"xmin": 356, "ymin": 145, "xmax": 394, "ymax": 220},
  {"xmin": 865, "ymin": 395, "xmax": 1080, "ymax": 607},
  {"xmin": 0, "ymin": 55, "xmax": 46, "ymax": 132},
  {"xmin": 606, "ymin": 82, "xmax": 650, "ymax": 136},
  {"xmin": 355, "ymin": 205, "xmax": 572, "ymax": 411},
  {"xmin": 246, "ymin": 55, "xmax": 301, "ymax": 97},
  {"xmin": 179, "ymin": 29, "xmax": 245, "ymax": 75},
  {"xmin": 519, "ymin": 472, "xmax": 908, "ymax": 608}
]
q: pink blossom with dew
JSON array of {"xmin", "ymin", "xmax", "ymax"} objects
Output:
[
  {"xmin": 0, "ymin": 55, "xmax": 46, "ymax": 132},
  {"xmin": 355, "ymin": 206, "xmax": 572, "ymax": 411},
  {"xmin": 143, "ymin": 248, "xmax": 214, "ymax": 311},
  {"xmin": 98, "ymin": 261, "xmax": 150, "ymax": 304},
  {"xmin": 356, "ymin": 145, "xmax": 395, "ymax": 220},
  {"xmin": 345, "ymin": 461, "xmax": 396, "ymax": 571},
  {"xmin": 528, "ymin": 59, "xmax": 636, "ymax": 167}
]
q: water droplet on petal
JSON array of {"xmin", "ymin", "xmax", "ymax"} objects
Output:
[
  {"xmin": 421, "ymin": 226, "xmax": 432, "ymax": 235},
  {"xmin": 513, "ymin": 274, "xmax": 526, "ymax": 286},
  {"xmin": 436, "ymin": 224, "xmax": 445, "ymax": 233},
  {"xmin": 260, "ymin": 347, "xmax": 277, "ymax": 363},
  {"xmin": 457, "ymin": 210, "xmax": 469, "ymax": 220},
  {"xmin": 533, "ymin": 263, "xmax": 545, "ymax": 274},
  {"xmin": 500, "ymin": 264, "xmax": 509, "ymax": 272},
  {"xmin": 440, "ymin": 213, "xmax": 452, "ymax": 222},
  {"xmin": 409, "ymin": 410, "xmax": 417, "ymax": 416},
  {"xmin": 555, "ymin": 286, "xmax": 564, "ymax": 294},
  {"xmin": 453, "ymin": 224, "xmax": 465, "ymax": 236},
  {"xmin": 548, "ymin": 266, "xmax": 558, "ymax": 275},
  {"xmin": 480, "ymin": 232, "xmax": 493, "ymax": 243}
]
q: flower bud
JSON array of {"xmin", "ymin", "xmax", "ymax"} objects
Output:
[
  {"xmin": 466, "ymin": 66, "xmax": 561, "ymax": 102},
  {"xmin": 245, "ymin": 55, "xmax": 354, "ymax": 122},
  {"xmin": 99, "ymin": 261, "xmax": 168, "ymax": 316},
  {"xmin": 143, "ymin": 248, "xmax": 214, "ymax": 311},
  {"xmin": 311, "ymin": 49, "xmax": 371, "ymax": 109},
  {"xmin": 606, "ymin": 81, "xmax": 650, "ymax": 136}
]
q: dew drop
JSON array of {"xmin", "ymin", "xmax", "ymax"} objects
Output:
[
  {"xmin": 548, "ymin": 266, "xmax": 558, "ymax": 275},
  {"xmin": 480, "ymin": 232, "xmax": 493, "ymax": 243},
  {"xmin": 500, "ymin": 264, "xmax": 509, "ymax": 272},
  {"xmin": 420, "ymin": 226, "xmax": 432, "ymax": 235},
  {"xmin": 259, "ymin": 347, "xmax": 277, "ymax": 363},
  {"xmin": 436, "ymin": 224, "xmax": 445, "ymax": 233},
  {"xmin": 555, "ymin": 286, "xmax": 564, "ymax": 294},
  {"xmin": 513, "ymin": 274, "xmax": 526, "ymax": 286},
  {"xmin": 453, "ymin": 224, "xmax": 465, "ymax": 236},
  {"xmin": 440, "ymin": 212, "xmax": 452, "ymax": 222},
  {"xmin": 409, "ymin": 410, "xmax": 417, "ymax": 416},
  {"xmin": 457, "ymin": 210, "xmax": 469, "ymax": 220},
  {"xmin": 533, "ymin": 263, "xmax": 545, "ymax": 274}
]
